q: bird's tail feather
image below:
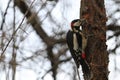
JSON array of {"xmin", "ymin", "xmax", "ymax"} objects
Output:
[{"xmin": 80, "ymin": 59, "xmax": 91, "ymax": 78}]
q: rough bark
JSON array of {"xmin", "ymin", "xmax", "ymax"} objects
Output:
[{"xmin": 80, "ymin": 0, "xmax": 109, "ymax": 80}]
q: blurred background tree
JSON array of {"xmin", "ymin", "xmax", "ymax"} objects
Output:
[{"xmin": 0, "ymin": 0, "xmax": 120, "ymax": 80}]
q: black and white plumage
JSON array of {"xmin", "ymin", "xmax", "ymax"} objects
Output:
[{"xmin": 66, "ymin": 19, "xmax": 90, "ymax": 74}]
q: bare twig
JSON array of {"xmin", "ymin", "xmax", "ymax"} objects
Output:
[
  {"xmin": 108, "ymin": 31, "xmax": 120, "ymax": 40},
  {"xmin": 0, "ymin": 0, "xmax": 36, "ymax": 59},
  {"xmin": 41, "ymin": 68, "xmax": 53, "ymax": 79},
  {"xmin": 0, "ymin": 0, "xmax": 12, "ymax": 30},
  {"xmin": 12, "ymin": 2, "xmax": 16, "ymax": 80},
  {"xmin": 76, "ymin": 67, "xmax": 81, "ymax": 80}
]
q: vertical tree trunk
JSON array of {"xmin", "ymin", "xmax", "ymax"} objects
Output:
[{"xmin": 80, "ymin": 0, "xmax": 109, "ymax": 80}]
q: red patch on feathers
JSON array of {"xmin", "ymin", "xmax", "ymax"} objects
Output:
[
  {"xmin": 71, "ymin": 22, "xmax": 74, "ymax": 29},
  {"xmin": 81, "ymin": 53, "xmax": 86, "ymax": 59}
]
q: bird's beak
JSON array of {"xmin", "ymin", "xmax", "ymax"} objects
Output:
[{"xmin": 80, "ymin": 19, "xmax": 87, "ymax": 25}]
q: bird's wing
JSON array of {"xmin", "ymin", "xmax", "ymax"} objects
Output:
[
  {"xmin": 66, "ymin": 30, "xmax": 74, "ymax": 53},
  {"xmin": 66, "ymin": 30, "xmax": 80, "ymax": 67}
]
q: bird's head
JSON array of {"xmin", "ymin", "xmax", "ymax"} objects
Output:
[
  {"xmin": 71, "ymin": 19, "xmax": 86, "ymax": 32},
  {"xmin": 71, "ymin": 19, "xmax": 81, "ymax": 32}
]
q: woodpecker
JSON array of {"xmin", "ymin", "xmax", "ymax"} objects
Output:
[{"xmin": 66, "ymin": 19, "xmax": 90, "ymax": 75}]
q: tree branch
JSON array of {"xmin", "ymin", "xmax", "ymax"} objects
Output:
[
  {"xmin": 14, "ymin": 0, "xmax": 65, "ymax": 46},
  {"xmin": 107, "ymin": 24, "xmax": 120, "ymax": 31}
]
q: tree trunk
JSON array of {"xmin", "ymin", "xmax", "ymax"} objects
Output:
[{"xmin": 80, "ymin": 0, "xmax": 109, "ymax": 80}]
